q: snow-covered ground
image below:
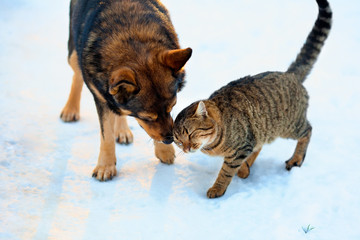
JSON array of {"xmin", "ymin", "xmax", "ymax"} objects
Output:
[{"xmin": 1, "ymin": 0, "xmax": 359, "ymax": 239}]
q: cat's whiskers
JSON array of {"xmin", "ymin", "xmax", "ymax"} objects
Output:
[
  {"xmin": 199, "ymin": 137, "xmax": 212, "ymax": 151},
  {"xmin": 148, "ymin": 138, "xmax": 156, "ymax": 146},
  {"xmin": 176, "ymin": 149, "xmax": 186, "ymax": 157}
]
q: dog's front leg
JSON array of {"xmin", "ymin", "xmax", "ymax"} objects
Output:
[
  {"xmin": 154, "ymin": 141, "xmax": 175, "ymax": 165},
  {"xmin": 115, "ymin": 115, "xmax": 134, "ymax": 145},
  {"xmin": 92, "ymin": 105, "xmax": 117, "ymax": 181}
]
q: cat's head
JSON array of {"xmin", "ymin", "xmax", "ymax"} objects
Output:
[{"xmin": 173, "ymin": 101, "xmax": 217, "ymax": 153}]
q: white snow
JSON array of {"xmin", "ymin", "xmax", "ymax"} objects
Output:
[{"xmin": 1, "ymin": 0, "xmax": 359, "ymax": 239}]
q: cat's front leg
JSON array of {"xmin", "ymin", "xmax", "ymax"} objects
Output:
[{"xmin": 207, "ymin": 155, "xmax": 248, "ymax": 198}]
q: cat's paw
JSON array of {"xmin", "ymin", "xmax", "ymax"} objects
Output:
[
  {"xmin": 60, "ymin": 105, "xmax": 80, "ymax": 122},
  {"xmin": 207, "ymin": 186, "xmax": 226, "ymax": 198},
  {"xmin": 237, "ymin": 161, "xmax": 250, "ymax": 179},
  {"xmin": 285, "ymin": 155, "xmax": 304, "ymax": 171},
  {"xmin": 154, "ymin": 142, "xmax": 175, "ymax": 164},
  {"xmin": 92, "ymin": 165, "xmax": 117, "ymax": 181}
]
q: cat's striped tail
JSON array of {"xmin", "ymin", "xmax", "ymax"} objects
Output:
[{"xmin": 287, "ymin": 0, "xmax": 332, "ymax": 83}]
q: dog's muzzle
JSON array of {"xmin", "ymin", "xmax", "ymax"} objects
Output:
[{"xmin": 162, "ymin": 135, "xmax": 174, "ymax": 144}]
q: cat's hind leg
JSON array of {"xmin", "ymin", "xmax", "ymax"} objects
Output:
[
  {"xmin": 237, "ymin": 147, "xmax": 262, "ymax": 179},
  {"xmin": 286, "ymin": 123, "xmax": 312, "ymax": 171}
]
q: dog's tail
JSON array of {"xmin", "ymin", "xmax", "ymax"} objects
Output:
[{"xmin": 287, "ymin": 0, "xmax": 332, "ymax": 83}]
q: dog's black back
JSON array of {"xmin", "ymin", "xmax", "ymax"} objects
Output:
[{"xmin": 68, "ymin": 0, "xmax": 108, "ymax": 63}]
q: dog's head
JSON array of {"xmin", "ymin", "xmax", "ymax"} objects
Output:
[{"xmin": 109, "ymin": 47, "xmax": 192, "ymax": 144}]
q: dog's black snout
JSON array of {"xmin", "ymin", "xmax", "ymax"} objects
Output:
[{"xmin": 162, "ymin": 135, "xmax": 174, "ymax": 144}]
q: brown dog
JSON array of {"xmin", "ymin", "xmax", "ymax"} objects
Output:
[{"xmin": 60, "ymin": 0, "xmax": 192, "ymax": 181}]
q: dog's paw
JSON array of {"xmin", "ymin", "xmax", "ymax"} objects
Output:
[
  {"xmin": 115, "ymin": 128, "xmax": 133, "ymax": 145},
  {"xmin": 92, "ymin": 165, "xmax": 117, "ymax": 181},
  {"xmin": 60, "ymin": 106, "xmax": 80, "ymax": 122},
  {"xmin": 155, "ymin": 143, "xmax": 175, "ymax": 164},
  {"xmin": 207, "ymin": 186, "xmax": 226, "ymax": 199},
  {"xmin": 114, "ymin": 116, "xmax": 133, "ymax": 144}
]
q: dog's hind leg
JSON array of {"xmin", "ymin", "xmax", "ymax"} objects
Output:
[
  {"xmin": 154, "ymin": 141, "xmax": 175, "ymax": 164},
  {"xmin": 115, "ymin": 115, "xmax": 134, "ymax": 144},
  {"xmin": 93, "ymin": 105, "xmax": 117, "ymax": 181},
  {"xmin": 60, "ymin": 50, "xmax": 84, "ymax": 122}
]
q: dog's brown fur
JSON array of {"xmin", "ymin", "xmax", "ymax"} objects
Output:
[
  {"xmin": 61, "ymin": 51, "xmax": 83, "ymax": 122},
  {"xmin": 60, "ymin": 0, "xmax": 192, "ymax": 181}
]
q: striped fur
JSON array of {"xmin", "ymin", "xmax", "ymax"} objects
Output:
[
  {"xmin": 287, "ymin": 0, "xmax": 332, "ymax": 82},
  {"xmin": 173, "ymin": 0, "xmax": 332, "ymax": 198}
]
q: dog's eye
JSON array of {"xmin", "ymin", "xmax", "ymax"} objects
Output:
[
  {"xmin": 137, "ymin": 112, "xmax": 158, "ymax": 122},
  {"xmin": 140, "ymin": 117, "xmax": 154, "ymax": 122}
]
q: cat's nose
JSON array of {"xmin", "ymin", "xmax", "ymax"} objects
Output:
[
  {"xmin": 184, "ymin": 147, "xmax": 191, "ymax": 153},
  {"xmin": 182, "ymin": 143, "xmax": 191, "ymax": 153},
  {"xmin": 162, "ymin": 135, "xmax": 174, "ymax": 144}
]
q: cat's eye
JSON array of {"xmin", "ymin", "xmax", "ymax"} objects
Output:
[
  {"xmin": 189, "ymin": 131, "xmax": 196, "ymax": 139},
  {"xmin": 174, "ymin": 140, "xmax": 183, "ymax": 146},
  {"xmin": 189, "ymin": 127, "xmax": 213, "ymax": 138}
]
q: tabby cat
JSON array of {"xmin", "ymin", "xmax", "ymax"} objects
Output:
[{"xmin": 173, "ymin": 0, "xmax": 332, "ymax": 198}]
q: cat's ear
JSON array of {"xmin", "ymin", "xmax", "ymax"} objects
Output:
[
  {"xmin": 159, "ymin": 48, "xmax": 192, "ymax": 72},
  {"xmin": 195, "ymin": 101, "xmax": 207, "ymax": 117}
]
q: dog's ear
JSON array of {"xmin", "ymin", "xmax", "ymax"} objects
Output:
[
  {"xmin": 159, "ymin": 48, "xmax": 192, "ymax": 72},
  {"xmin": 109, "ymin": 67, "xmax": 138, "ymax": 103}
]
